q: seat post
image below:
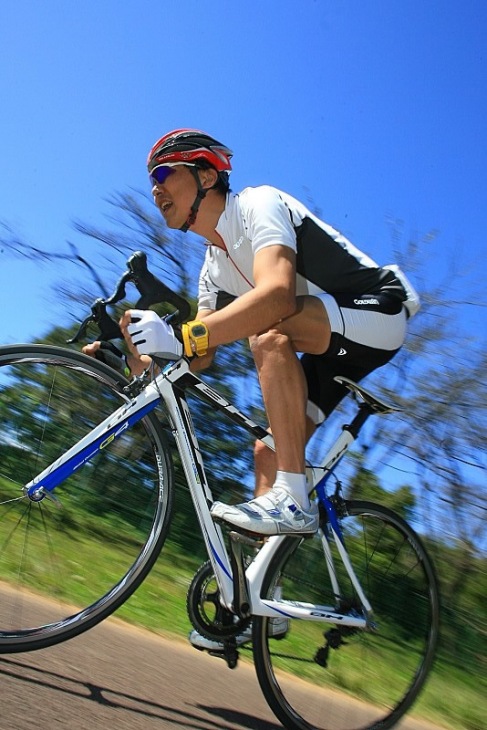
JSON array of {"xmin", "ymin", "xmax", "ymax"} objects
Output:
[{"xmin": 343, "ymin": 404, "xmax": 374, "ymax": 440}]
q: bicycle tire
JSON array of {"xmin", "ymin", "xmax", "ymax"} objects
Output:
[
  {"xmin": 253, "ymin": 499, "xmax": 440, "ymax": 730},
  {"xmin": 0, "ymin": 344, "xmax": 174, "ymax": 653}
]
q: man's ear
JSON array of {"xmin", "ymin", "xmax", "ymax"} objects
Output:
[{"xmin": 200, "ymin": 167, "xmax": 218, "ymax": 190}]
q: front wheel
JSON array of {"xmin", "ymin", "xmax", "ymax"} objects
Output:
[
  {"xmin": 0, "ymin": 344, "xmax": 174, "ymax": 653},
  {"xmin": 253, "ymin": 500, "xmax": 440, "ymax": 730}
]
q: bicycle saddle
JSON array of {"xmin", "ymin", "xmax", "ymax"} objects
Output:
[{"xmin": 334, "ymin": 376, "xmax": 401, "ymax": 414}]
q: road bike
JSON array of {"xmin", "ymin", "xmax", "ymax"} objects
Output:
[{"xmin": 0, "ymin": 252, "xmax": 439, "ymax": 730}]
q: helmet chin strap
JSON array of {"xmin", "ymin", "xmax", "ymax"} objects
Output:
[{"xmin": 179, "ymin": 167, "xmax": 208, "ymax": 233}]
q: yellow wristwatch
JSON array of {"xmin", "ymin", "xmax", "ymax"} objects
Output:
[{"xmin": 181, "ymin": 320, "xmax": 209, "ymax": 357}]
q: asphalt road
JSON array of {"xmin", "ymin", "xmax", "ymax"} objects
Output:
[
  {"xmin": 0, "ymin": 616, "xmax": 282, "ymax": 730},
  {"xmin": 1, "ymin": 615, "xmax": 445, "ymax": 730}
]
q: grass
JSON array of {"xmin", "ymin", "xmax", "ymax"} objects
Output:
[
  {"xmin": 106, "ymin": 546, "xmax": 486, "ymax": 730},
  {"xmin": 0, "ymin": 504, "xmax": 484, "ymax": 730},
  {"xmin": 117, "ymin": 559, "xmax": 486, "ymax": 730}
]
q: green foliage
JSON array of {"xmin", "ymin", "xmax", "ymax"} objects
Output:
[
  {"xmin": 347, "ymin": 456, "xmax": 416, "ymax": 521},
  {"xmin": 429, "ymin": 537, "xmax": 487, "ymax": 679},
  {"xmin": 3, "ymin": 188, "xmax": 485, "ymax": 717},
  {"xmin": 344, "ymin": 457, "xmax": 485, "ymax": 683}
]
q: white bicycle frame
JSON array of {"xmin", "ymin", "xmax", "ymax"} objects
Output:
[{"xmin": 25, "ymin": 356, "xmax": 372, "ymax": 630}]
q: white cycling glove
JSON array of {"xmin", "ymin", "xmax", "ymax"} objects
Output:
[{"xmin": 127, "ymin": 310, "xmax": 183, "ymax": 359}]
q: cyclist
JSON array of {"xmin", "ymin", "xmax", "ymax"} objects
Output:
[{"xmin": 104, "ymin": 129, "xmax": 418, "ymax": 538}]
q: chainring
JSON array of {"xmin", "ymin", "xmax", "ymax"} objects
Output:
[{"xmin": 186, "ymin": 560, "xmax": 251, "ymax": 641}]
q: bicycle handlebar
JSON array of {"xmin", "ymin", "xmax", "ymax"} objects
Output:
[{"xmin": 67, "ymin": 251, "xmax": 191, "ymax": 344}]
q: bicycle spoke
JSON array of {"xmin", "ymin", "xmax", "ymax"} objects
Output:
[
  {"xmin": 0, "ymin": 345, "xmax": 173, "ymax": 652},
  {"xmin": 253, "ymin": 500, "xmax": 439, "ymax": 730}
]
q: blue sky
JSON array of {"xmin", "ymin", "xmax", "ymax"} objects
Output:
[{"xmin": 1, "ymin": 0, "xmax": 486, "ymax": 343}]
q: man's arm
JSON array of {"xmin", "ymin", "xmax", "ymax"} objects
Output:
[
  {"xmin": 117, "ymin": 245, "xmax": 297, "ymax": 369},
  {"xmin": 198, "ymin": 245, "xmax": 297, "ymax": 349}
]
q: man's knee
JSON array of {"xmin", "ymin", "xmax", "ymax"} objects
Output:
[
  {"xmin": 250, "ymin": 329, "xmax": 291, "ymax": 366},
  {"xmin": 254, "ymin": 437, "xmax": 274, "ymax": 461}
]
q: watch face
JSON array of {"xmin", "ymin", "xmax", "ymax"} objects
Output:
[{"xmin": 191, "ymin": 324, "xmax": 207, "ymax": 337}]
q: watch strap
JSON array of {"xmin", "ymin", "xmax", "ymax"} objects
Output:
[{"xmin": 181, "ymin": 320, "xmax": 209, "ymax": 357}]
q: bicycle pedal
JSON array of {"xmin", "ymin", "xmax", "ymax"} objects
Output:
[
  {"xmin": 211, "ymin": 514, "xmax": 261, "ymax": 539},
  {"xmin": 215, "ymin": 648, "xmax": 239, "ymax": 669},
  {"xmin": 227, "ymin": 523, "xmax": 267, "ymax": 540},
  {"xmin": 229, "ymin": 530, "xmax": 264, "ymax": 548},
  {"xmin": 191, "ymin": 634, "xmax": 240, "ymax": 669}
]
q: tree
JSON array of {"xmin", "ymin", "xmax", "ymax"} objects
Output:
[
  {"xmin": 2, "ymin": 192, "xmax": 485, "ymax": 550},
  {"xmin": 3, "ymin": 188, "xmax": 486, "ymax": 674}
]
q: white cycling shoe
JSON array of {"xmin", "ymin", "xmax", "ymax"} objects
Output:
[
  {"xmin": 189, "ymin": 617, "xmax": 289, "ymax": 652},
  {"xmin": 211, "ymin": 487, "xmax": 319, "ymax": 536}
]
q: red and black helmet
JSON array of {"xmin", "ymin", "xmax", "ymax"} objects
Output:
[
  {"xmin": 147, "ymin": 128, "xmax": 233, "ymax": 173},
  {"xmin": 147, "ymin": 129, "xmax": 233, "ymax": 232}
]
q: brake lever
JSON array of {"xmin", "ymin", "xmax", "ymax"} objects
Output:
[
  {"xmin": 67, "ymin": 251, "xmax": 191, "ymax": 346},
  {"xmin": 127, "ymin": 251, "xmax": 191, "ymax": 324},
  {"xmin": 67, "ymin": 314, "xmax": 93, "ymax": 344},
  {"xmin": 67, "ymin": 298, "xmax": 122, "ymax": 344}
]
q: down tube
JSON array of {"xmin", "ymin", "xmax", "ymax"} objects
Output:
[{"xmin": 26, "ymin": 386, "xmax": 161, "ymax": 497}]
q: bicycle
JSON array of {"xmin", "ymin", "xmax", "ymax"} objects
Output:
[{"xmin": 0, "ymin": 252, "xmax": 439, "ymax": 730}]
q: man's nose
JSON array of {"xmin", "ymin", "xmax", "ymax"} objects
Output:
[{"xmin": 152, "ymin": 184, "xmax": 164, "ymax": 197}]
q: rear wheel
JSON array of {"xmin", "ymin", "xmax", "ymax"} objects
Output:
[
  {"xmin": 0, "ymin": 344, "xmax": 174, "ymax": 652},
  {"xmin": 253, "ymin": 500, "xmax": 440, "ymax": 730}
]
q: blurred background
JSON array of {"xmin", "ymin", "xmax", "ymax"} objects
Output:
[{"xmin": 0, "ymin": 3, "xmax": 485, "ymax": 729}]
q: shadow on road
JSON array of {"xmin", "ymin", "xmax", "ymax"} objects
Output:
[
  {"xmin": 1, "ymin": 656, "xmax": 280, "ymax": 730},
  {"xmin": 196, "ymin": 704, "xmax": 281, "ymax": 730}
]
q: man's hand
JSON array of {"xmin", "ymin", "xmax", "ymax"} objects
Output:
[
  {"xmin": 122, "ymin": 309, "xmax": 183, "ymax": 360},
  {"xmin": 82, "ymin": 340, "xmax": 152, "ymax": 377}
]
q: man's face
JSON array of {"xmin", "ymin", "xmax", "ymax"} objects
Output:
[{"xmin": 151, "ymin": 165, "xmax": 198, "ymax": 229}]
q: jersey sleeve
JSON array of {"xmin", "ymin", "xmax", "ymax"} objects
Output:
[{"xmin": 242, "ymin": 186, "xmax": 297, "ymax": 254}]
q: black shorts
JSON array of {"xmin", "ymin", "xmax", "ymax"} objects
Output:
[{"xmin": 302, "ymin": 292, "xmax": 407, "ymax": 424}]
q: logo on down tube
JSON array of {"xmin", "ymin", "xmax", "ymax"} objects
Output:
[{"xmin": 100, "ymin": 421, "xmax": 129, "ymax": 449}]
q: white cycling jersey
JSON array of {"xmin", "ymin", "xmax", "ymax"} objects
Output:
[{"xmin": 198, "ymin": 185, "xmax": 405, "ymax": 311}]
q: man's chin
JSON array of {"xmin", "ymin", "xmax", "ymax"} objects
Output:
[{"xmin": 160, "ymin": 212, "xmax": 180, "ymax": 230}]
